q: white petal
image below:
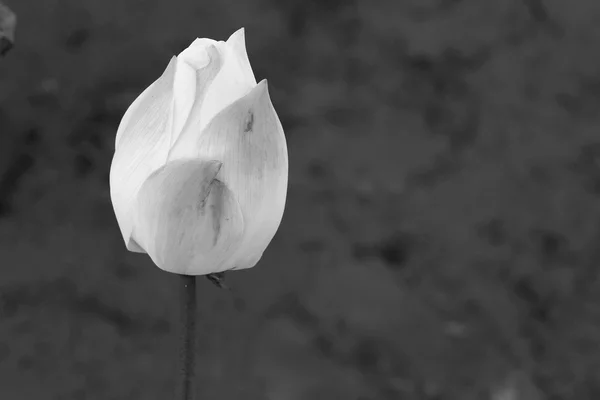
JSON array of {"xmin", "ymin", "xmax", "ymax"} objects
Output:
[
  {"xmin": 225, "ymin": 28, "xmax": 257, "ymax": 87},
  {"xmin": 176, "ymin": 80, "xmax": 288, "ymax": 270},
  {"xmin": 178, "ymin": 38, "xmax": 215, "ymax": 69},
  {"xmin": 171, "ymin": 43, "xmax": 222, "ymax": 148},
  {"xmin": 170, "ymin": 60, "xmax": 196, "ymax": 146},
  {"xmin": 132, "ymin": 159, "xmax": 245, "ymax": 275},
  {"xmin": 110, "ymin": 57, "xmax": 176, "ymax": 252}
]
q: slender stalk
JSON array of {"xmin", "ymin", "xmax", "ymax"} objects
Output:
[{"xmin": 176, "ymin": 274, "xmax": 197, "ymax": 400}]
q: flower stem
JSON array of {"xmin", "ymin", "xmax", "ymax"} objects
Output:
[{"xmin": 176, "ymin": 274, "xmax": 197, "ymax": 400}]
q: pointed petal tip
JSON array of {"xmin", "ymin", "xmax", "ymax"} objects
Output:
[
  {"xmin": 251, "ymin": 79, "xmax": 273, "ymax": 106},
  {"xmin": 224, "ymin": 27, "xmax": 257, "ymax": 86},
  {"xmin": 126, "ymin": 237, "xmax": 146, "ymax": 253},
  {"xmin": 229, "ymin": 79, "xmax": 270, "ymax": 113},
  {"xmin": 255, "ymin": 79, "xmax": 269, "ymax": 96},
  {"xmin": 228, "ymin": 27, "xmax": 246, "ymax": 42},
  {"xmin": 163, "ymin": 56, "xmax": 177, "ymax": 75}
]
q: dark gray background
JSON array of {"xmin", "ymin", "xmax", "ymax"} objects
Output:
[{"xmin": 1, "ymin": 0, "xmax": 599, "ymax": 398}]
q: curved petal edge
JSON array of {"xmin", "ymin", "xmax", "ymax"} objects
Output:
[{"xmin": 109, "ymin": 57, "xmax": 176, "ymax": 251}]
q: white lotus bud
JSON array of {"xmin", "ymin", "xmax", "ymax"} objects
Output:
[{"xmin": 109, "ymin": 28, "xmax": 288, "ymax": 275}]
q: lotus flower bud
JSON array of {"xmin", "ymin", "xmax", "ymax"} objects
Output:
[{"xmin": 109, "ymin": 28, "xmax": 288, "ymax": 275}]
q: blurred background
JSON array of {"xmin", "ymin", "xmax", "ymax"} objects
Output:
[{"xmin": 1, "ymin": 0, "xmax": 600, "ymax": 398}]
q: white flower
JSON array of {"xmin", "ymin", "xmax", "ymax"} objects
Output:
[{"xmin": 109, "ymin": 28, "xmax": 288, "ymax": 275}]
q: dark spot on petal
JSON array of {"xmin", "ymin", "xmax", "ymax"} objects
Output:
[
  {"xmin": 244, "ymin": 111, "xmax": 254, "ymax": 133},
  {"xmin": 210, "ymin": 180, "xmax": 224, "ymax": 246}
]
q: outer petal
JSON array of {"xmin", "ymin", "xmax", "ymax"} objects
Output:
[
  {"xmin": 176, "ymin": 80, "xmax": 288, "ymax": 270},
  {"xmin": 110, "ymin": 57, "xmax": 176, "ymax": 252},
  {"xmin": 132, "ymin": 159, "xmax": 245, "ymax": 275},
  {"xmin": 225, "ymin": 28, "xmax": 257, "ymax": 88}
]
